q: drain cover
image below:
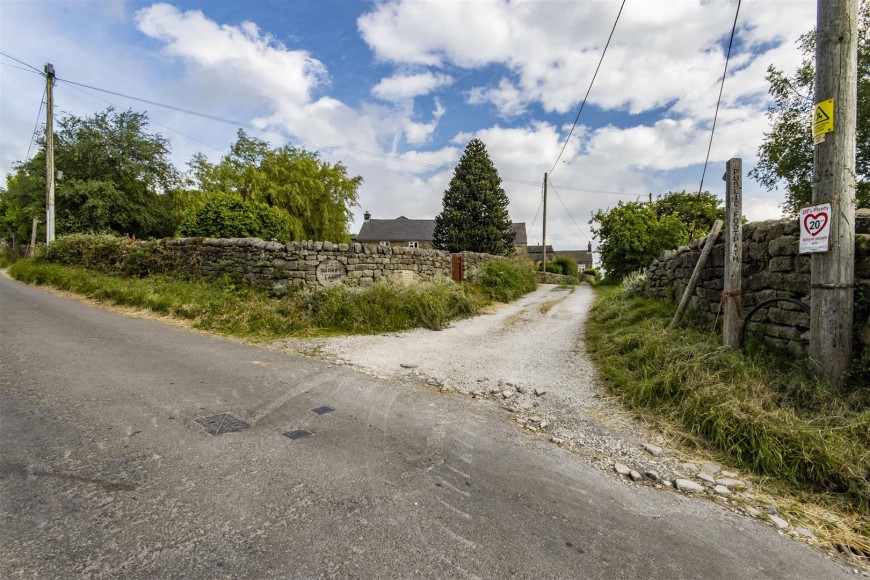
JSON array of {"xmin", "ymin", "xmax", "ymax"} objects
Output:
[
  {"xmin": 311, "ymin": 406, "xmax": 335, "ymax": 415},
  {"xmin": 196, "ymin": 413, "xmax": 250, "ymax": 435},
  {"xmin": 283, "ymin": 429, "xmax": 314, "ymax": 440}
]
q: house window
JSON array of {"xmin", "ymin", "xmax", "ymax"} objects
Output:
[
  {"xmin": 408, "ymin": 241, "xmax": 419, "ymax": 248},
  {"xmin": 379, "ymin": 241, "xmax": 390, "ymax": 247}
]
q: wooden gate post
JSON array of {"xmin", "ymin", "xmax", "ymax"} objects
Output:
[{"xmin": 723, "ymin": 158, "xmax": 743, "ymax": 348}]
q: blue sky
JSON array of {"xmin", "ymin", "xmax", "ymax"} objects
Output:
[{"xmin": 0, "ymin": 0, "xmax": 817, "ymax": 251}]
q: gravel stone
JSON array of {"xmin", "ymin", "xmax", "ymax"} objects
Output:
[
  {"xmin": 700, "ymin": 463, "xmax": 721, "ymax": 474},
  {"xmin": 769, "ymin": 515, "xmax": 790, "ymax": 530},
  {"xmin": 534, "ymin": 387, "xmax": 548, "ymax": 396},
  {"xmin": 644, "ymin": 470, "xmax": 660, "ymax": 482},
  {"xmin": 679, "ymin": 463, "xmax": 698, "ymax": 472},
  {"xmin": 794, "ymin": 527, "xmax": 817, "ymax": 540},
  {"xmin": 614, "ymin": 463, "xmax": 631, "ymax": 476},
  {"xmin": 502, "ymin": 390, "xmax": 515, "ymax": 399},
  {"xmin": 713, "ymin": 485, "xmax": 732, "ymax": 496},
  {"xmin": 697, "ymin": 473, "xmax": 716, "ymax": 485},
  {"xmin": 675, "ymin": 479, "xmax": 705, "ymax": 493},
  {"xmin": 643, "ymin": 444, "xmax": 664, "ymax": 457},
  {"xmin": 629, "ymin": 470, "xmax": 643, "ymax": 481},
  {"xmin": 400, "ymin": 363, "xmax": 418, "ymax": 369},
  {"xmin": 715, "ymin": 478, "xmax": 745, "ymax": 490}
]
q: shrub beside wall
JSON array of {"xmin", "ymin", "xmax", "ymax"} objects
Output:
[{"xmin": 645, "ymin": 216, "xmax": 870, "ymax": 363}]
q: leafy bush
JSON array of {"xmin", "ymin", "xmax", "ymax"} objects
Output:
[
  {"xmin": 544, "ymin": 261, "xmax": 562, "ymax": 274},
  {"xmin": 42, "ymin": 233, "xmax": 175, "ymax": 277},
  {"xmin": 552, "ymin": 255, "xmax": 579, "ymax": 277},
  {"xmin": 474, "ymin": 259, "xmax": 537, "ymax": 302},
  {"xmin": 178, "ymin": 193, "xmax": 294, "ymax": 241}
]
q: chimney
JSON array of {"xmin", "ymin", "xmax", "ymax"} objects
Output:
[{"xmin": 364, "ymin": 211, "xmax": 371, "ymax": 221}]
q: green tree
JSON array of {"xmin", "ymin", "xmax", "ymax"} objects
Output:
[
  {"xmin": 189, "ymin": 130, "xmax": 361, "ymax": 242},
  {"xmin": 177, "ymin": 193, "xmax": 293, "ymax": 241},
  {"xmin": 433, "ymin": 139, "xmax": 515, "ymax": 255},
  {"xmin": 590, "ymin": 201, "xmax": 688, "ymax": 281},
  {"xmin": 750, "ymin": 3, "xmax": 869, "ymax": 215},
  {"xmin": 654, "ymin": 190, "xmax": 725, "ymax": 242},
  {"xmin": 1, "ymin": 107, "xmax": 179, "ymax": 240}
]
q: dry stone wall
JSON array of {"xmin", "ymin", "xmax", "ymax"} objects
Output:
[
  {"xmin": 645, "ymin": 216, "xmax": 870, "ymax": 362},
  {"xmin": 158, "ymin": 238, "xmax": 506, "ymax": 292}
]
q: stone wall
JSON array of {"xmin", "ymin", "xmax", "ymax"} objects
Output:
[
  {"xmin": 645, "ymin": 217, "xmax": 870, "ymax": 361},
  {"xmin": 154, "ymin": 238, "xmax": 510, "ymax": 293}
]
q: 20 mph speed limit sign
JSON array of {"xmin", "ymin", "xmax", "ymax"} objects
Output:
[{"xmin": 799, "ymin": 203, "xmax": 832, "ymax": 253}]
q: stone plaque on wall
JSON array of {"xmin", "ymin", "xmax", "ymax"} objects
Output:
[{"xmin": 316, "ymin": 259, "xmax": 348, "ymax": 286}]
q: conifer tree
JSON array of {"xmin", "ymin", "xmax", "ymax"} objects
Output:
[{"xmin": 433, "ymin": 139, "xmax": 515, "ymax": 255}]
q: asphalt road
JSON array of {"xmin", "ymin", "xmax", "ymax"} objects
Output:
[{"xmin": 0, "ymin": 274, "xmax": 853, "ymax": 579}]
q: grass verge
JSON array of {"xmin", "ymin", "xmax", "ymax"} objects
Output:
[
  {"xmin": 586, "ymin": 284, "xmax": 870, "ymax": 555},
  {"xmin": 7, "ymin": 258, "xmax": 537, "ymax": 340}
]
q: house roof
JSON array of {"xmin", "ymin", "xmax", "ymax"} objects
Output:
[
  {"xmin": 355, "ymin": 217, "xmax": 527, "ymax": 245},
  {"xmin": 556, "ymin": 250, "xmax": 594, "ymax": 263},
  {"xmin": 527, "ymin": 245, "xmax": 555, "ymax": 254}
]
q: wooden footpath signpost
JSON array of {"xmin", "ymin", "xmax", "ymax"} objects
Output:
[{"xmin": 723, "ymin": 158, "xmax": 743, "ymax": 348}]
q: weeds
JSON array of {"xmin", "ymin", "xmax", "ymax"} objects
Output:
[
  {"xmin": 474, "ymin": 259, "xmax": 537, "ymax": 302},
  {"xmin": 586, "ymin": 285, "xmax": 870, "ymax": 511},
  {"xmin": 8, "ymin": 259, "xmax": 488, "ymax": 339}
]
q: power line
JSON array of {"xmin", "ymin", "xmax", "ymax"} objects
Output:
[
  {"xmin": 62, "ymin": 81, "xmax": 225, "ymax": 153},
  {"xmin": 0, "ymin": 50, "xmax": 43, "ymax": 74},
  {"xmin": 25, "ymin": 88, "xmax": 46, "ymax": 161},
  {"xmin": 548, "ymin": 181, "xmax": 590, "ymax": 243},
  {"xmin": 0, "ymin": 61, "xmax": 42, "ymax": 75},
  {"xmin": 50, "ymin": 76, "xmax": 642, "ymax": 197},
  {"xmin": 695, "ymin": 0, "xmax": 741, "ymax": 197},
  {"xmin": 548, "ymin": 0, "xmax": 625, "ymax": 176}
]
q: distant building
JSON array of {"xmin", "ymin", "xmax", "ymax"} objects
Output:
[
  {"xmin": 528, "ymin": 242, "xmax": 595, "ymax": 271},
  {"xmin": 526, "ymin": 245, "xmax": 556, "ymax": 264},
  {"xmin": 353, "ymin": 212, "xmax": 528, "ymax": 254},
  {"xmin": 556, "ymin": 243, "xmax": 595, "ymax": 271}
]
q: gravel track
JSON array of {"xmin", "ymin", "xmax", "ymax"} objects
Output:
[{"xmin": 271, "ymin": 284, "xmax": 674, "ymax": 478}]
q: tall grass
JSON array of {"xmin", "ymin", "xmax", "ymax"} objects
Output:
[
  {"xmin": 474, "ymin": 259, "xmax": 537, "ymax": 302},
  {"xmin": 7, "ymin": 259, "xmax": 490, "ymax": 339},
  {"xmin": 586, "ymin": 284, "xmax": 870, "ymax": 510}
]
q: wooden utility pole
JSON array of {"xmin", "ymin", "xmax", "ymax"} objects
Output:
[
  {"xmin": 723, "ymin": 158, "xmax": 743, "ymax": 348},
  {"xmin": 28, "ymin": 217, "xmax": 38, "ymax": 257},
  {"xmin": 809, "ymin": 0, "xmax": 857, "ymax": 381},
  {"xmin": 542, "ymin": 173, "xmax": 548, "ymax": 271},
  {"xmin": 44, "ymin": 63, "xmax": 55, "ymax": 244}
]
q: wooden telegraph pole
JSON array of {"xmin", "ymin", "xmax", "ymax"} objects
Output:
[
  {"xmin": 542, "ymin": 173, "xmax": 548, "ymax": 271},
  {"xmin": 723, "ymin": 158, "xmax": 743, "ymax": 348},
  {"xmin": 44, "ymin": 63, "xmax": 56, "ymax": 244},
  {"xmin": 809, "ymin": 0, "xmax": 857, "ymax": 381}
]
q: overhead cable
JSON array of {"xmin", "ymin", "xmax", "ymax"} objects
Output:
[
  {"xmin": 695, "ymin": 0, "xmax": 742, "ymax": 197},
  {"xmin": 547, "ymin": 0, "xmax": 626, "ymax": 176}
]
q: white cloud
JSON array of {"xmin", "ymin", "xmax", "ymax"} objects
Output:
[
  {"xmin": 135, "ymin": 3, "xmax": 327, "ymax": 107},
  {"xmin": 372, "ymin": 72, "xmax": 453, "ymax": 102},
  {"xmin": 468, "ymin": 78, "xmax": 526, "ymax": 117}
]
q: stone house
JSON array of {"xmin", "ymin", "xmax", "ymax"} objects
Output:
[
  {"xmin": 354, "ymin": 212, "xmax": 528, "ymax": 254},
  {"xmin": 555, "ymin": 244, "xmax": 595, "ymax": 271}
]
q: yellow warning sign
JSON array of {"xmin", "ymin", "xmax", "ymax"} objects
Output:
[{"xmin": 813, "ymin": 99, "xmax": 834, "ymax": 138}]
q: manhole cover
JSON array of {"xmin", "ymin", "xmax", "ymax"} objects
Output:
[
  {"xmin": 311, "ymin": 406, "xmax": 335, "ymax": 415},
  {"xmin": 283, "ymin": 429, "xmax": 314, "ymax": 440},
  {"xmin": 195, "ymin": 413, "xmax": 250, "ymax": 435}
]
